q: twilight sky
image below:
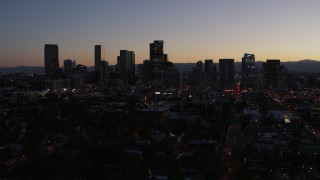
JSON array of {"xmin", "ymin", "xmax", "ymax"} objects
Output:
[{"xmin": 1, "ymin": 0, "xmax": 320, "ymax": 67}]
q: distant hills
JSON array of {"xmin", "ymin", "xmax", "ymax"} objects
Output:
[
  {"xmin": 1, "ymin": 60, "xmax": 320, "ymax": 73},
  {"xmin": 0, "ymin": 66, "xmax": 94, "ymax": 74},
  {"xmin": 174, "ymin": 60, "xmax": 320, "ymax": 73},
  {"xmin": 272, "ymin": 60, "xmax": 320, "ymax": 73}
]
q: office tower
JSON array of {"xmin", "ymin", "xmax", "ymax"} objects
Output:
[
  {"xmin": 149, "ymin": 40, "xmax": 169, "ymax": 80},
  {"xmin": 117, "ymin": 50, "xmax": 135, "ymax": 85},
  {"xmin": 212, "ymin": 64, "xmax": 217, "ymax": 86},
  {"xmin": 193, "ymin": 67, "xmax": 202, "ymax": 87},
  {"xmin": 163, "ymin": 68, "xmax": 182, "ymax": 89},
  {"xmin": 193, "ymin": 61, "xmax": 203, "ymax": 87},
  {"xmin": 219, "ymin": 59, "xmax": 235, "ymax": 90},
  {"xmin": 138, "ymin": 64, "xmax": 144, "ymax": 81},
  {"xmin": 94, "ymin": 45, "xmax": 105, "ymax": 73},
  {"xmin": 100, "ymin": 60, "xmax": 108, "ymax": 85},
  {"xmin": 150, "ymin": 40, "xmax": 164, "ymax": 62},
  {"xmin": 242, "ymin": 53, "xmax": 255, "ymax": 74},
  {"xmin": 241, "ymin": 53, "xmax": 258, "ymax": 90},
  {"xmin": 44, "ymin": 44, "xmax": 59, "ymax": 77},
  {"xmin": 129, "ymin": 51, "xmax": 135, "ymax": 85},
  {"xmin": 196, "ymin": 60, "xmax": 203, "ymax": 72},
  {"xmin": 204, "ymin": 59, "xmax": 216, "ymax": 87},
  {"xmin": 204, "ymin": 60, "xmax": 213, "ymax": 74},
  {"xmin": 64, "ymin": 59, "xmax": 76, "ymax": 73},
  {"xmin": 263, "ymin": 59, "xmax": 287, "ymax": 89},
  {"xmin": 74, "ymin": 64, "xmax": 88, "ymax": 74},
  {"xmin": 164, "ymin": 54, "xmax": 168, "ymax": 62},
  {"xmin": 142, "ymin": 60, "xmax": 151, "ymax": 81}
]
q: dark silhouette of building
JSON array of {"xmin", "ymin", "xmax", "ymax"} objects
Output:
[
  {"xmin": 163, "ymin": 65, "xmax": 182, "ymax": 89},
  {"xmin": 94, "ymin": 45, "xmax": 105, "ymax": 84},
  {"xmin": 196, "ymin": 60, "xmax": 203, "ymax": 72},
  {"xmin": 117, "ymin": 50, "xmax": 135, "ymax": 85},
  {"xmin": 241, "ymin": 53, "xmax": 258, "ymax": 90},
  {"xmin": 150, "ymin": 40, "xmax": 165, "ymax": 61},
  {"xmin": 64, "ymin": 59, "xmax": 76, "ymax": 73},
  {"xmin": 242, "ymin": 53, "xmax": 255, "ymax": 74},
  {"xmin": 142, "ymin": 59, "xmax": 151, "ymax": 81},
  {"xmin": 94, "ymin": 45, "xmax": 105, "ymax": 74},
  {"xmin": 137, "ymin": 64, "xmax": 144, "ymax": 81},
  {"xmin": 219, "ymin": 59, "xmax": 235, "ymax": 90},
  {"xmin": 263, "ymin": 59, "xmax": 287, "ymax": 89},
  {"xmin": 204, "ymin": 59, "xmax": 217, "ymax": 87},
  {"xmin": 74, "ymin": 64, "xmax": 88, "ymax": 74},
  {"xmin": 204, "ymin": 60, "xmax": 212, "ymax": 74},
  {"xmin": 148, "ymin": 40, "xmax": 170, "ymax": 81},
  {"xmin": 100, "ymin": 60, "xmax": 108, "ymax": 85},
  {"xmin": 44, "ymin": 44, "xmax": 59, "ymax": 77},
  {"xmin": 193, "ymin": 61, "xmax": 203, "ymax": 87}
]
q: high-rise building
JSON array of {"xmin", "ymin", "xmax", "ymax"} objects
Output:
[
  {"xmin": 150, "ymin": 40, "xmax": 164, "ymax": 62},
  {"xmin": 138, "ymin": 64, "xmax": 144, "ymax": 81},
  {"xmin": 263, "ymin": 60, "xmax": 280, "ymax": 88},
  {"xmin": 149, "ymin": 40, "xmax": 169, "ymax": 80},
  {"xmin": 219, "ymin": 59, "xmax": 235, "ymax": 90},
  {"xmin": 100, "ymin": 60, "xmax": 108, "ymax": 85},
  {"xmin": 204, "ymin": 59, "xmax": 216, "ymax": 87},
  {"xmin": 193, "ymin": 67, "xmax": 202, "ymax": 87},
  {"xmin": 212, "ymin": 64, "xmax": 217, "ymax": 86},
  {"xmin": 117, "ymin": 50, "xmax": 135, "ymax": 85},
  {"xmin": 74, "ymin": 64, "xmax": 88, "ymax": 74},
  {"xmin": 193, "ymin": 61, "xmax": 203, "ymax": 87},
  {"xmin": 64, "ymin": 59, "xmax": 76, "ymax": 73},
  {"xmin": 142, "ymin": 60, "xmax": 151, "ymax": 81},
  {"xmin": 263, "ymin": 59, "xmax": 287, "ymax": 89},
  {"xmin": 241, "ymin": 53, "xmax": 257, "ymax": 90},
  {"xmin": 204, "ymin": 60, "xmax": 213, "ymax": 74},
  {"xmin": 44, "ymin": 44, "xmax": 59, "ymax": 77},
  {"xmin": 163, "ymin": 68, "xmax": 182, "ymax": 89},
  {"xmin": 196, "ymin": 61, "xmax": 203, "ymax": 72},
  {"xmin": 242, "ymin": 53, "xmax": 255, "ymax": 75},
  {"xmin": 94, "ymin": 45, "xmax": 105, "ymax": 84},
  {"xmin": 94, "ymin": 45, "xmax": 105, "ymax": 73}
]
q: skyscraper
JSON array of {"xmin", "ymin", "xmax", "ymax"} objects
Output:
[
  {"xmin": 142, "ymin": 60, "xmax": 151, "ymax": 81},
  {"xmin": 150, "ymin": 40, "xmax": 164, "ymax": 62},
  {"xmin": 204, "ymin": 59, "xmax": 216, "ymax": 87},
  {"xmin": 129, "ymin": 51, "xmax": 135, "ymax": 85},
  {"xmin": 204, "ymin": 60, "xmax": 212, "ymax": 74},
  {"xmin": 196, "ymin": 60, "xmax": 203, "ymax": 72},
  {"xmin": 149, "ymin": 40, "xmax": 169, "ymax": 80},
  {"xmin": 94, "ymin": 45, "xmax": 105, "ymax": 73},
  {"xmin": 100, "ymin": 60, "xmax": 108, "ymax": 85},
  {"xmin": 263, "ymin": 59, "xmax": 287, "ymax": 89},
  {"xmin": 263, "ymin": 60, "xmax": 280, "ymax": 89},
  {"xmin": 242, "ymin": 53, "xmax": 255, "ymax": 75},
  {"xmin": 219, "ymin": 59, "xmax": 235, "ymax": 90},
  {"xmin": 193, "ymin": 60, "xmax": 203, "ymax": 87},
  {"xmin": 163, "ymin": 68, "xmax": 182, "ymax": 89},
  {"xmin": 138, "ymin": 64, "xmax": 144, "ymax": 81},
  {"xmin": 117, "ymin": 50, "xmax": 135, "ymax": 85},
  {"xmin": 44, "ymin": 44, "xmax": 59, "ymax": 77},
  {"xmin": 241, "ymin": 53, "xmax": 257, "ymax": 90},
  {"xmin": 64, "ymin": 59, "xmax": 76, "ymax": 73}
]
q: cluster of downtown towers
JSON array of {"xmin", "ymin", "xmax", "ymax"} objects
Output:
[{"xmin": 44, "ymin": 41, "xmax": 287, "ymax": 90}]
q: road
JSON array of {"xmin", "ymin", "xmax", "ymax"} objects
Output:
[{"xmin": 218, "ymin": 108, "xmax": 242, "ymax": 180}]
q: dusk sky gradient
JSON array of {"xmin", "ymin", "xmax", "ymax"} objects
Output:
[{"xmin": 1, "ymin": 0, "xmax": 320, "ymax": 67}]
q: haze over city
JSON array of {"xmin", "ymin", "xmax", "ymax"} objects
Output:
[{"xmin": 1, "ymin": 0, "xmax": 320, "ymax": 67}]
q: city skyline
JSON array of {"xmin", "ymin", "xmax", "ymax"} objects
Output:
[{"xmin": 1, "ymin": 0, "xmax": 320, "ymax": 67}]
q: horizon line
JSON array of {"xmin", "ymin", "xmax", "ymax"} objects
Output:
[{"xmin": 0, "ymin": 59, "xmax": 319, "ymax": 68}]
